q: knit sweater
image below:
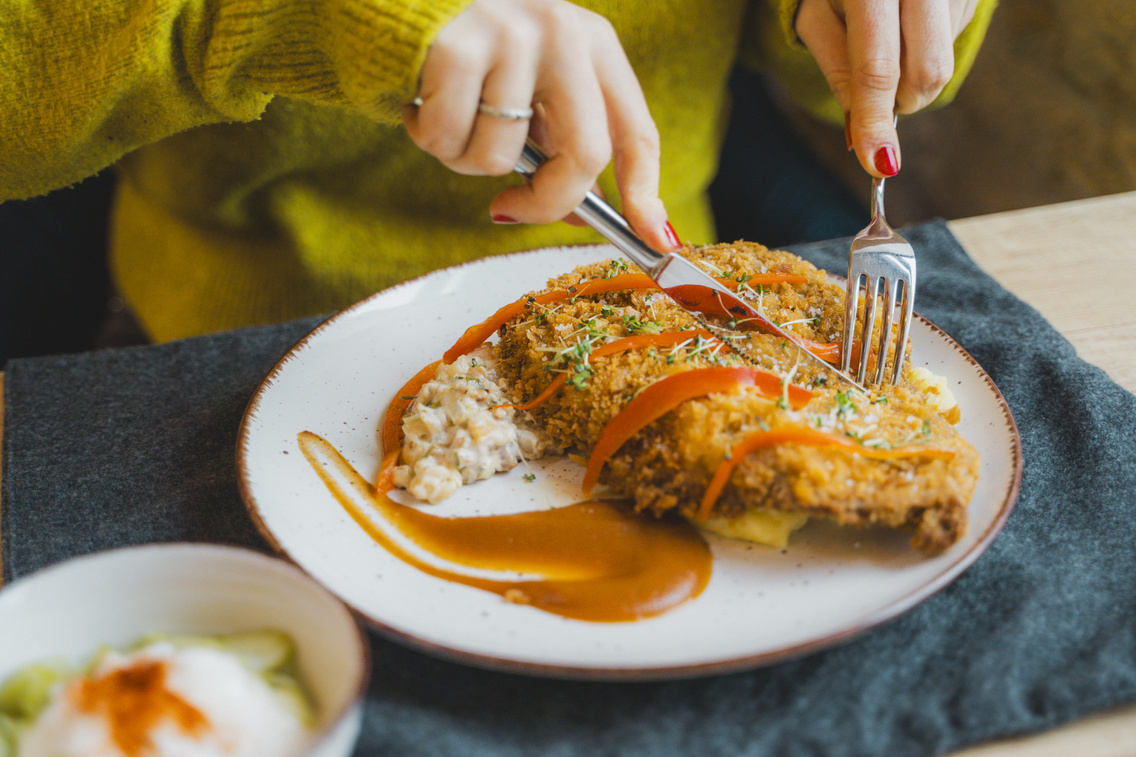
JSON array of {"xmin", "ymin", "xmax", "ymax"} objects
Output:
[{"xmin": 0, "ymin": 0, "xmax": 995, "ymax": 341}]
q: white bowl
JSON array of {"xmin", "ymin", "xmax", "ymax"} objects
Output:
[{"xmin": 0, "ymin": 543, "xmax": 368, "ymax": 757}]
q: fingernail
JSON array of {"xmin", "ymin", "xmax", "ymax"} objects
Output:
[
  {"xmin": 491, "ymin": 214, "xmax": 518, "ymax": 224},
  {"xmin": 664, "ymin": 220, "xmax": 682, "ymax": 249},
  {"xmin": 844, "ymin": 113, "xmax": 853, "ymax": 152},
  {"xmin": 873, "ymin": 146, "xmax": 899, "ymax": 176}
]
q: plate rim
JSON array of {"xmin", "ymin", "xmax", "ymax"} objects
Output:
[{"xmin": 236, "ymin": 244, "xmax": 1023, "ymax": 681}]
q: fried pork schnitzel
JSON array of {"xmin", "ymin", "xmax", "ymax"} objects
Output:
[{"xmin": 489, "ymin": 242, "xmax": 980, "ymax": 554}]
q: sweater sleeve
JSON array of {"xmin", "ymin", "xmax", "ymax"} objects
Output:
[
  {"xmin": 0, "ymin": 0, "xmax": 473, "ymax": 200},
  {"xmin": 743, "ymin": 0, "xmax": 998, "ymax": 124}
]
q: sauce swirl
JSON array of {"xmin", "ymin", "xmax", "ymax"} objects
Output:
[{"xmin": 298, "ymin": 432, "xmax": 711, "ymax": 623}]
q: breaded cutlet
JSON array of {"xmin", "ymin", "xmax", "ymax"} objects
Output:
[{"xmin": 494, "ymin": 241, "xmax": 980, "ymax": 554}]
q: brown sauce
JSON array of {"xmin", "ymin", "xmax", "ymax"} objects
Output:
[{"xmin": 298, "ymin": 431, "xmax": 712, "ymax": 622}]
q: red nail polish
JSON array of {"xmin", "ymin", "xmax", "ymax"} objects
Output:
[
  {"xmin": 874, "ymin": 146, "xmax": 899, "ymax": 177},
  {"xmin": 844, "ymin": 113, "xmax": 853, "ymax": 152},
  {"xmin": 664, "ymin": 221, "xmax": 682, "ymax": 249},
  {"xmin": 491, "ymin": 214, "xmax": 518, "ymax": 224}
]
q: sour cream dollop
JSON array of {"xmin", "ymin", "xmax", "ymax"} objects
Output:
[{"xmin": 17, "ymin": 642, "xmax": 309, "ymax": 757}]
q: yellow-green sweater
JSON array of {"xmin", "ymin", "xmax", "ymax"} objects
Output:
[{"xmin": 0, "ymin": 0, "xmax": 994, "ymax": 341}]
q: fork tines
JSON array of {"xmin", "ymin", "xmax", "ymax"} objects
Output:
[{"xmin": 840, "ymin": 177, "xmax": 916, "ymax": 386}]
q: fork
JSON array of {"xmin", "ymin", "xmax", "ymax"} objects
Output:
[{"xmin": 840, "ymin": 174, "xmax": 916, "ymax": 385}]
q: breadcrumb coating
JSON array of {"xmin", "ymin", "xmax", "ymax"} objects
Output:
[{"xmin": 494, "ymin": 242, "xmax": 980, "ymax": 554}]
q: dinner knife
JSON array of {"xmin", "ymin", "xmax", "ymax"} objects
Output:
[{"xmin": 514, "ymin": 141, "xmax": 868, "ymax": 393}]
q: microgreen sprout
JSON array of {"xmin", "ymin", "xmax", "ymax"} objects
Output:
[
  {"xmin": 835, "ymin": 390, "xmax": 858, "ymax": 419},
  {"xmin": 604, "ymin": 259, "xmax": 630, "ymax": 278},
  {"xmin": 777, "ymin": 361, "xmax": 799, "ymax": 410},
  {"xmin": 778, "ymin": 316, "xmax": 822, "ymax": 329},
  {"xmin": 622, "ymin": 313, "xmax": 662, "ymax": 334},
  {"xmin": 535, "ymin": 317, "xmax": 611, "ymax": 389},
  {"xmin": 681, "ymin": 334, "xmax": 721, "ymax": 363}
]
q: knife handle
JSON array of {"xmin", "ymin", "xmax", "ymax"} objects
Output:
[{"xmin": 515, "ymin": 142, "xmax": 668, "ymax": 277}]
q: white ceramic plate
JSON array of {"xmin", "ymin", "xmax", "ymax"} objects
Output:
[{"xmin": 237, "ymin": 245, "xmax": 1021, "ymax": 680}]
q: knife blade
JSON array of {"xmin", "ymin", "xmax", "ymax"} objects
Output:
[{"xmin": 514, "ymin": 142, "xmax": 868, "ymax": 393}]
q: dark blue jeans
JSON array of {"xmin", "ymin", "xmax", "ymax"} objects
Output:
[
  {"xmin": 710, "ymin": 68, "xmax": 865, "ymax": 247},
  {"xmin": 0, "ymin": 172, "xmax": 120, "ymax": 368}
]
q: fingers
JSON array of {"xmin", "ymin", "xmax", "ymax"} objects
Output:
[
  {"xmin": 489, "ymin": 22, "xmax": 613, "ymax": 224},
  {"xmin": 404, "ymin": 0, "xmax": 675, "ymax": 252},
  {"xmin": 842, "ymin": 0, "xmax": 902, "ymax": 177},
  {"xmin": 403, "ymin": 2, "xmax": 535, "ymax": 177},
  {"xmin": 795, "ymin": 0, "xmax": 855, "ymax": 113},
  {"xmin": 796, "ymin": 0, "xmax": 900, "ymax": 177},
  {"xmin": 594, "ymin": 24, "xmax": 674, "ymax": 251},
  {"xmin": 487, "ymin": 5, "xmax": 676, "ymax": 251},
  {"xmin": 797, "ymin": 0, "xmax": 970, "ymax": 178},
  {"xmin": 950, "ymin": 0, "xmax": 980, "ymax": 37},
  {"xmin": 895, "ymin": 0, "xmax": 955, "ymax": 114}
]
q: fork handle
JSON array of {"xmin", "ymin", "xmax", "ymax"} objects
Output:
[{"xmin": 865, "ymin": 176, "xmax": 894, "ymax": 238}]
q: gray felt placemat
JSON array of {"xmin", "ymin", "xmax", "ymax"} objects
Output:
[{"xmin": 3, "ymin": 220, "xmax": 1135, "ymax": 757}]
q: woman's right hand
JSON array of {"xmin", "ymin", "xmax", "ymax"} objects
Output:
[{"xmin": 400, "ymin": 0, "xmax": 679, "ymax": 252}]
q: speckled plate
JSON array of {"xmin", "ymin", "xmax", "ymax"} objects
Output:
[{"xmin": 237, "ymin": 244, "xmax": 1021, "ymax": 681}]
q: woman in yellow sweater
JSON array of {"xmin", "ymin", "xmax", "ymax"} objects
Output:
[{"xmin": 0, "ymin": 0, "xmax": 994, "ymax": 357}]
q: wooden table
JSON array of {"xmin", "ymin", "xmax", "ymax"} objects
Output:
[{"xmin": 1, "ymin": 191, "xmax": 1135, "ymax": 755}]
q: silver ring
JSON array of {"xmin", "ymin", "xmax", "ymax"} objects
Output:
[{"xmin": 477, "ymin": 101, "xmax": 534, "ymax": 121}]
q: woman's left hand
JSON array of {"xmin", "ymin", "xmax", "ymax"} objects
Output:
[{"xmin": 795, "ymin": 0, "xmax": 979, "ymax": 177}]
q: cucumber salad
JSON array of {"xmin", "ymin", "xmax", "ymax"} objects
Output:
[{"xmin": 0, "ymin": 631, "xmax": 315, "ymax": 757}]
